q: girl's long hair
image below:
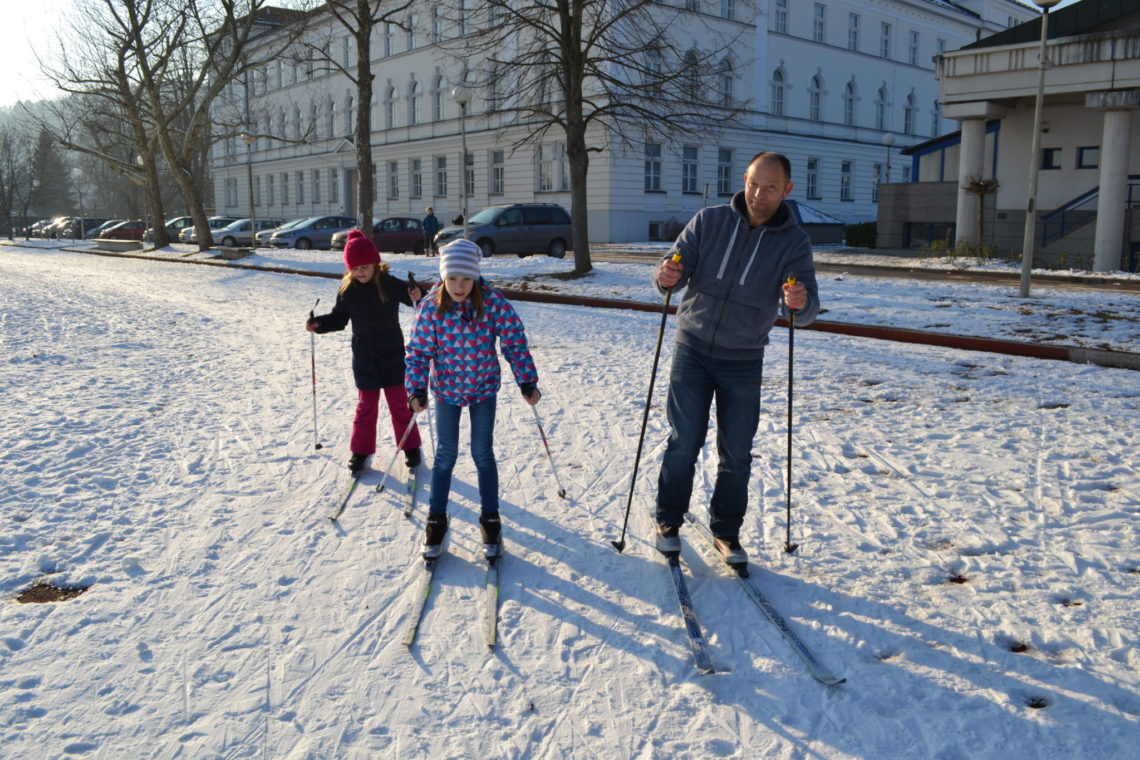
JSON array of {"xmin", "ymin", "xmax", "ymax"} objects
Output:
[
  {"xmin": 338, "ymin": 262, "xmax": 391, "ymax": 300},
  {"xmin": 435, "ymin": 278, "xmax": 484, "ymax": 319}
]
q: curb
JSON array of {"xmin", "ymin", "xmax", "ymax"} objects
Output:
[{"xmin": 51, "ymin": 245, "xmax": 1140, "ymax": 372}]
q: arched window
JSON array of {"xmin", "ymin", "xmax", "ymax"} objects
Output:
[
  {"xmin": 309, "ymin": 102, "xmax": 319, "ymax": 140},
  {"xmin": 875, "ymin": 86, "xmax": 889, "ymax": 130},
  {"xmin": 292, "ymin": 106, "xmax": 302, "ymax": 140},
  {"xmin": 930, "ymin": 100, "xmax": 942, "ymax": 137},
  {"xmin": 843, "ymin": 80, "xmax": 856, "ymax": 126},
  {"xmin": 809, "ymin": 74, "xmax": 824, "ymax": 121},
  {"xmin": 408, "ymin": 78, "xmax": 422, "ymax": 125},
  {"xmin": 432, "ymin": 74, "xmax": 445, "ymax": 121},
  {"xmin": 344, "ymin": 96, "xmax": 354, "ymax": 137},
  {"xmin": 645, "ymin": 47, "xmax": 663, "ymax": 92},
  {"xmin": 683, "ymin": 49, "xmax": 700, "ymax": 101},
  {"xmin": 383, "ymin": 83, "xmax": 396, "ymax": 129},
  {"xmin": 718, "ymin": 58, "xmax": 733, "ymax": 107},
  {"xmin": 771, "ymin": 68, "xmax": 787, "ymax": 117},
  {"xmin": 324, "ymin": 99, "xmax": 335, "ymax": 138},
  {"xmin": 903, "ymin": 92, "xmax": 917, "ymax": 136}
]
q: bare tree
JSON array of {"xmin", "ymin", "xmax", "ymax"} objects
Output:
[
  {"xmin": 301, "ymin": 1, "xmax": 413, "ymax": 235},
  {"xmin": 445, "ymin": 0, "xmax": 751, "ymax": 274}
]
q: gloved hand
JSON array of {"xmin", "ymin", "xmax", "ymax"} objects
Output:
[
  {"xmin": 520, "ymin": 383, "xmax": 541, "ymax": 405},
  {"xmin": 408, "ymin": 392, "xmax": 428, "ymax": 413}
]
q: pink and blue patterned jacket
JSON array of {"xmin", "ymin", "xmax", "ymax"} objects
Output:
[{"xmin": 405, "ymin": 282, "xmax": 538, "ymax": 407}]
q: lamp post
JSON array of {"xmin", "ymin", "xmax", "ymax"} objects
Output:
[
  {"xmin": 71, "ymin": 167, "xmax": 84, "ymax": 240},
  {"xmin": 240, "ymin": 132, "xmax": 256, "ymax": 247},
  {"xmin": 135, "ymin": 155, "xmax": 149, "ymax": 246},
  {"xmin": 1019, "ymin": 0, "xmax": 1061, "ymax": 298},
  {"xmin": 451, "ymin": 84, "xmax": 471, "ymax": 241}
]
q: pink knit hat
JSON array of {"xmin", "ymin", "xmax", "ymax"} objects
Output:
[{"xmin": 343, "ymin": 229, "xmax": 380, "ymax": 270}]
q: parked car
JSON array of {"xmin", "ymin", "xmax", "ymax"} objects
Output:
[
  {"xmin": 269, "ymin": 215, "xmax": 357, "ymax": 250},
  {"xmin": 214, "ymin": 218, "xmax": 285, "ymax": 247},
  {"xmin": 255, "ymin": 217, "xmax": 307, "ymax": 247},
  {"xmin": 85, "ymin": 220, "xmax": 123, "ymax": 239},
  {"xmin": 71, "ymin": 218, "xmax": 109, "ymax": 238},
  {"xmin": 330, "ymin": 217, "xmax": 425, "ymax": 254},
  {"xmin": 25, "ymin": 219, "xmax": 53, "ymax": 237},
  {"xmin": 179, "ymin": 216, "xmax": 241, "ymax": 245},
  {"xmin": 96, "ymin": 219, "xmax": 148, "ymax": 240},
  {"xmin": 42, "ymin": 217, "xmax": 76, "ymax": 239},
  {"xmin": 433, "ymin": 203, "xmax": 572, "ymax": 258},
  {"xmin": 146, "ymin": 216, "xmax": 194, "ymax": 242}
]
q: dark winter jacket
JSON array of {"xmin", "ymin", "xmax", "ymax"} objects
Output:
[
  {"xmin": 422, "ymin": 213, "xmax": 440, "ymax": 236},
  {"xmin": 312, "ymin": 273, "xmax": 416, "ymax": 389},
  {"xmin": 654, "ymin": 193, "xmax": 820, "ymax": 360},
  {"xmin": 405, "ymin": 282, "xmax": 538, "ymax": 407}
]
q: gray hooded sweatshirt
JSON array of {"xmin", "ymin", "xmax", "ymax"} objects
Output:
[{"xmin": 654, "ymin": 192, "xmax": 820, "ymax": 360}]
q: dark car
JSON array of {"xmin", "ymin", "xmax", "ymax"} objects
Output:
[
  {"xmin": 433, "ymin": 203, "xmax": 572, "ymax": 258},
  {"xmin": 330, "ymin": 216, "xmax": 425, "ymax": 254},
  {"xmin": 86, "ymin": 219, "xmax": 123, "ymax": 239},
  {"xmin": 269, "ymin": 215, "xmax": 357, "ymax": 250},
  {"xmin": 97, "ymin": 219, "xmax": 148, "ymax": 240}
]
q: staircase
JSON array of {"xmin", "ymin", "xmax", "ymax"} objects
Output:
[{"xmin": 1041, "ymin": 175, "xmax": 1140, "ymax": 245}]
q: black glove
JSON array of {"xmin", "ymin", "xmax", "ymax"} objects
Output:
[
  {"xmin": 520, "ymin": 383, "xmax": 539, "ymax": 402},
  {"xmin": 408, "ymin": 391, "xmax": 427, "ymax": 412}
]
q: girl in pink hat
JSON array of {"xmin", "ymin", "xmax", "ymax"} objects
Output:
[{"xmin": 306, "ymin": 229, "xmax": 424, "ymax": 476}]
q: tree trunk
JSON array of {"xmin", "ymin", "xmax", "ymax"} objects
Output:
[{"xmin": 353, "ymin": 1, "xmax": 375, "ymax": 233}]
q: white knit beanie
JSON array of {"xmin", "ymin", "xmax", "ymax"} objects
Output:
[{"xmin": 439, "ymin": 239, "xmax": 482, "ymax": 280}]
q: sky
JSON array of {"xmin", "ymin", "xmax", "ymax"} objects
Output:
[
  {"xmin": 0, "ymin": 238, "xmax": 1136, "ymax": 758},
  {"xmin": 0, "ymin": 0, "xmax": 1088, "ymax": 109}
]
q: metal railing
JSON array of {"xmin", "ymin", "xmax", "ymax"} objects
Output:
[{"xmin": 1041, "ymin": 175, "xmax": 1140, "ymax": 245}]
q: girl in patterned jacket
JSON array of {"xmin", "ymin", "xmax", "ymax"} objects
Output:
[{"xmin": 405, "ymin": 239, "xmax": 540, "ymax": 558}]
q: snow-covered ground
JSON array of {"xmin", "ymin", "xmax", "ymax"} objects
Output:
[{"xmin": 1, "ymin": 243, "xmax": 1137, "ymax": 759}]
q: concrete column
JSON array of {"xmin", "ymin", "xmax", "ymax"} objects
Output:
[
  {"xmin": 1093, "ymin": 108, "xmax": 1133, "ymax": 272},
  {"xmin": 954, "ymin": 118, "xmax": 986, "ymax": 247}
]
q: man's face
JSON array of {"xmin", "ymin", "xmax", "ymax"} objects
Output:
[{"xmin": 743, "ymin": 159, "xmax": 794, "ymax": 226}]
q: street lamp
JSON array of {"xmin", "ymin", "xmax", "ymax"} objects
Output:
[
  {"xmin": 240, "ymin": 132, "xmax": 256, "ymax": 247},
  {"xmin": 1019, "ymin": 0, "xmax": 1061, "ymax": 298},
  {"xmin": 451, "ymin": 84, "xmax": 471, "ymax": 242},
  {"xmin": 136, "ymin": 155, "xmax": 150, "ymax": 247}
]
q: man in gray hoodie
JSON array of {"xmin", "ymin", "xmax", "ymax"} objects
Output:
[{"xmin": 653, "ymin": 151, "xmax": 820, "ymax": 567}]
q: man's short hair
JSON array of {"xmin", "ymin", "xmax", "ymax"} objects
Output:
[{"xmin": 747, "ymin": 151, "xmax": 792, "ymax": 181}]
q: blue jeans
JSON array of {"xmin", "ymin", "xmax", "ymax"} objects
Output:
[
  {"xmin": 429, "ymin": 397, "xmax": 499, "ymax": 516},
  {"xmin": 656, "ymin": 343, "xmax": 765, "ymax": 539}
]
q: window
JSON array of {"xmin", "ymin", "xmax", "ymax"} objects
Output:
[
  {"xmin": 411, "ymin": 158, "xmax": 423, "ymax": 198},
  {"xmin": 341, "ymin": 36, "xmax": 351, "ymax": 69},
  {"xmin": 384, "ymin": 23, "xmax": 393, "ymax": 57},
  {"xmin": 295, "ymin": 171, "xmax": 304, "ymax": 205},
  {"xmin": 489, "ymin": 150, "xmax": 505, "ymax": 195},
  {"xmin": 774, "ymin": 0, "xmax": 787, "ymax": 34},
  {"xmin": 685, "ymin": 0, "xmax": 699, "ymax": 11},
  {"xmin": 409, "ymin": 79, "xmax": 421, "ymax": 125},
  {"xmin": 432, "ymin": 6, "xmax": 443, "ymax": 43},
  {"xmin": 555, "ymin": 143, "xmax": 569, "ymax": 191},
  {"xmin": 312, "ymin": 169, "xmax": 321, "ymax": 203},
  {"xmin": 930, "ymin": 101, "xmax": 941, "ymax": 137},
  {"xmin": 432, "ymin": 75, "xmax": 444, "ymax": 121},
  {"xmin": 267, "ymin": 174, "xmax": 276, "ymax": 205},
  {"xmin": 843, "ymin": 81, "xmax": 856, "ymax": 126},
  {"xmin": 718, "ymin": 59, "xmax": 733, "ymax": 107},
  {"xmin": 407, "ymin": 13, "xmax": 419, "ymax": 50},
  {"xmin": 254, "ymin": 175, "xmax": 261, "ymax": 206},
  {"xmin": 281, "ymin": 172, "xmax": 289, "ymax": 206},
  {"xmin": 458, "ymin": 0, "xmax": 470, "ymax": 36},
  {"xmin": 909, "ymin": 31, "xmax": 920, "ymax": 66},
  {"xmin": 645, "ymin": 48, "xmax": 663, "ymax": 93},
  {"xmin": 809, "ymin": 75, "xmax": 824, "ymax": 121},
  {"xmin": 387, "ymin": 161, "xmax": 399, "ymax": 199},
  {"xmin": 1042, "ymin": 148, "xmax": 1063, "ymax": 170},
  {"xmin": 880, "ymin": 23, "xmax": 891, "ymax": 59},
  {"xmin": 771, "ymin": 69, "xmax": 786, "ymax": 117},
  {"xmin": 384, "ymin": 85, "xmax": 396, "ymax": 129},
  {"xmin": 806, "ymin": 158, "xmax": 820, "ymax": 199},
  {"xmin": 225, "ymin": 177, "xmax": 238, "ymax": 208},
  {"xmin": 644, "ymin": 143, "xmax": 662, "ymax": 191},
  {"xmin": 904, "ymin": 93, "xmax": 917, "ymax": 136},
  {"xmin": 535, "ymin": 146, "xmax": 551, "ymax": 191},
  {"xmin": 344, "ymin": 97, "xmax": 353, "ymax": 137},
  {"xmin": 324, "ymin": 101, "xmax": 334, "ymax": 140},
  {"xmin": 682, "ymin": 145, "xmax": 699, "ymax": 193},
  {"xmin": 465, "ymin": 151, "xmax": 476, "ymax": 197},
  {"xmin": 848, "ymin": 13, "xmax": 859, "ymax": 51},
  {"xmin": 329, "ymin": 168, "xmax": 339, "ymax": 204},
  {"xmin": 717, "ymin": 148, "xmax": 733, "ymax": 195},
  {"xmin": 1077, "ymin": 146, "xmax": 1100, "ymax": 169},
  {"xmin": 840, "ymin": 161, "xmax": 852, "ymax": 200},
  {"xmin": 720, "ymin": 0, "xmax": 734, "ymax": 21},
  {"xmin": 683, "ymin": 50, "xmax": 699, "ymax": 101},
  {"xmin": 435, "ymin": 156, "xmax": 448, "ymax": 197},
  {"xmin": 813, "ymin": 4, "xmax": 825, "ymax": 43},
  {"xmin": 937, "ymin": 38, "xmax": 946, "ymax": 56},
  {"xmin": 876, "ymin": 87, "xmax": 889, "ymax": 131}
]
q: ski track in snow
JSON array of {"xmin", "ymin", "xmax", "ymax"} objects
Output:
[{"xmin": 0, "ymin": 248, "xmax": 1137, "ymax": 759}]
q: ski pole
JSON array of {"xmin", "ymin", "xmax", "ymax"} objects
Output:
[
  {"xmin": 530, "ymin": 404, "xmax": 567, "ymax": 499},
  {"xmin": 784, "ymin": 275, "xmax": 798, "ymax": 554},
  {"xmin": 309, "ymin": 298, "xmax": 322, "ymax": 450},
  {"xmin": 375, "ymin": 414, "xmax": 420, "ymax": 494},
  {"xmin": 612, "ymin": 253, "xmax": 681, "ymax": 553}
]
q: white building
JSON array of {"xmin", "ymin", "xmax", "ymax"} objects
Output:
[
  {"xmin": 212, "ymin": 0, "xmax": 1036, "ymax": 244},
  {"xmin": 880, "ymin": 0, "xmax": 1140, "ymax": 272}
]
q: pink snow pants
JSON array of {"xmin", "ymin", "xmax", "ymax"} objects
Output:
[{"xmin": 350, "ymin": 386, "xmax": 422, "ymax": 456}]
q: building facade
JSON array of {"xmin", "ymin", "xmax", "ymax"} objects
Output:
[{"xmin": 212, "ymin": 0, "xmax": 1036, "ymax": 244}]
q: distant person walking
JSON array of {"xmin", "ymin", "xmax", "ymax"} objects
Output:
[
  {"xmin": 422, "ymin": 206, "xmax": 440, "ymax": 257},
  {"xmin": 652, "ymin": 151, "xmax": 820, "ymax": 567}
]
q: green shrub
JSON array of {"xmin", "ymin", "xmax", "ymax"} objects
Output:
[{"xmin": 845, "ymin": 221, "xmax": 876, "ymax": 248}]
